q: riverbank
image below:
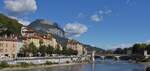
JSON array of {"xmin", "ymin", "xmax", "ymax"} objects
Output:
[
  {"xmin": 138, "ymin": 62, "xmax": 150, "ymax": 65},
  {"xmin": 0, "ymin": 56, "xmax": 90, "ymax": 71},
  {"xmin": 0, "ymin": 63, "xmax": 85, "ymax": 71}
]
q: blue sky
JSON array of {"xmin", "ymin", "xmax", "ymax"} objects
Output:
[{"xmin": 0, "ymin": 0, "xmax": 150, "ymax": 49}]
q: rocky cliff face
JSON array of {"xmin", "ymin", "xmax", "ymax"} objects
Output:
[
  {"xmin": 28, "ymin": 19, "xmax": 68, "ymax": 47},
  {"xmin": 28, "ymin": 19, "xmax": 65, "ymax": 37}
]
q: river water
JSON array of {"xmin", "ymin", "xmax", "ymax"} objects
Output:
[{"xmin": 8, "ymin": 60, "xmax": 146, "ymax": 71}]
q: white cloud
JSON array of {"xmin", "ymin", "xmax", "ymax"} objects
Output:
[
  {"xmin": 99, "ymin": 10, "xmax": 104, "ymax": 14},
  {"xmin": 90, "ymin": 9, "xmax": 112, "ymax": 23},
  {"xmin": 126, "ymin": 0, "xmax": 131, "ymax": 4},
  {"xmin": 64, "ymin": 23, "xmax": 88, "ymax": 37},
  {"xmin": 8, "ymin": 16, "xmax": 30, "ymax": 25},
  {"xmin": 90, "ymin": 14, "xmax": 103, "ymax": 22},
  {"xmin": 99, "ymin": 9, "xmax": 112, "ymax": 15},
  {"xmin": 104, "ymin": 10, "xmax": 112, "ymax": 15},
  {"xmin": 77, "ymin": 13, "xmax": 84, "ymax": 18},
  {"xmin": 126, "ymin": 0, "xmax": 136, "ymax": 6},
  {"xmin": 4, "ymin": 0, "xmax": 37, "ymax": 15}
]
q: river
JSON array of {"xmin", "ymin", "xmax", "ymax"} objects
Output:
[{"xmin": 5, "ymin": 60, "xmax": 146, "ymax": 71}]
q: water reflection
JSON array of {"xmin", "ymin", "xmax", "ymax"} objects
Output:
[
  {"xmin": 8, "ymin": 60, "xmax": 145, "ymax": 71},
  {"xmin": 92, "ymin": 63, "xmax": 95, "ymax": 71}
]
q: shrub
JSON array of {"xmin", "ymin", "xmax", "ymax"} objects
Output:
[
  {"xmin": 0, "ymin": 61, "xmax": 9, "ymax": 68},
  {"xmin": 45, "ymin": 61, "xmax": 53, "ymax": 65},
  {"xmin": 66, "ymin": 61, "xmax": 70, "ymax": 64},
  {"xmin": 19, "ymin": 62, "xmax": 30, "ymax": 68}
]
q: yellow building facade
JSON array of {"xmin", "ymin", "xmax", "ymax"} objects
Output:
[{"xmin": 0, "ymin": 38, "xmax": 18, "ymax": 58}]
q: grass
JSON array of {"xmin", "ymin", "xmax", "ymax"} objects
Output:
[
  {"xmin": 0, "ymin": 61, "xmax": 57, "ymax": 69},
  {"xmin": 0, "ymin": 61, "xmax": 9, "ymax": 69},
  {"xmin": 19, "ymin": 62, "xmax": 34, "ymax": 68},
  {"xmin": 44, "ymin": 61, "xmax": 53, "ymax": 65}
]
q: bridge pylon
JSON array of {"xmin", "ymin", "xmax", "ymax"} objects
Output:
[{"xmin": 92, "ymin": 51, "xmax": 96, "ymax": 62}]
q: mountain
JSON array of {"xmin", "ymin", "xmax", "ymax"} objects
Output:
[
  {"xmin": 28, "ymin": 19, "xmax": 68, "ymax": 47},
  {"xmin": 28, "ymin": 19, "xmax": 65, "ymax": 37},
  {"xmin": 83, "ymin": 44, "xmax": 105, "ymax": 53},
  {"xmin": 0, "ymin": 13, "xmax": 22, "ymax": 35}
]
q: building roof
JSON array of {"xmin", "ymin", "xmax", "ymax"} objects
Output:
[{"xmin": 0, "ymin": 37, "xmax": 18, "ymax": 41}]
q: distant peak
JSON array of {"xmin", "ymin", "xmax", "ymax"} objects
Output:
[{"xmin": 34, "ymin": 19, "xmax": 55, "ymax": 25}]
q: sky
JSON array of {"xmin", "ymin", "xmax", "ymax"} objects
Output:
[{"xmin": 0, "ymin": 0, "xmax": 150, "ymax": 49}]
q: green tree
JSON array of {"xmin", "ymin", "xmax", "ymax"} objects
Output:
[
  {"xmin": 132, "ymin": 43, "xmax": 147, "ymax": 55},
  {"xmin": 28, "ymin": 42, "xmax": 38, "ymax": 56},
  {"xmin": 122, "ymin": 48, "xmax": 129, "ymax": 54},
  {"xmin": 71, "ymin": 49, "xmax": 78, "ymax": 55},
  {"xmin": 61, "ymin": 47, "xmax": 68, "ymax": 55},
  {"xmin": 54, "ymin": 47, "xmax": 61, "ymax": 55},
  {"xmin": 146, "ymin": 44, "xmax": 150, "ymax": 54},
  {"xmin": 61, "ymin": 47, "xmax": 78, "ymax": 56},
  {"xmin": 46, "ymin": 45, "xmax": 54, "ymax": 55},
  {"xmin": 39, "ymin": 40, "xmax": 43, "ymax": 47},
  {"xmin": 39, "ymin": 45, "xmax": 47, "ymax": 56},
  {"xmin": 114, "ymin": 48, "xmax": 124, "ymax": 54},
  {"xmin": 19, "ymin": 43, "xmax": 38, "ymax": 57},
  {"xmin": 20, "ymin": 45, "xmax": 30, "ymax": 57}
]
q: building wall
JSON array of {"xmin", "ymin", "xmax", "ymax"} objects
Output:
[
  {"xmin": 23, "ymin": 38, "xmax": 40, "ymax": 48},
  {"xmin": 67, "ymin": 41, "xmax": 85, "ymax": 56},
  {"xmin": 0, "ymin": 40, "xmax": 18, "ymax": 58},
  {"xmin": 43, "ymin": 38, "xmax": 56, "ymax": 48},
  {"xmin": 21, "ymin": 26, "xmax": 61, "ymax": 49},
  {"xmin": 42, "ymin": 37, "xmax": 63, "ymax": 50},
  {"xmin": 16, "ymin": 41, "xmax": 23, "ymax": 54},
  {"xmin": 76, "ymin": 44, "xmax": 84, "ymax": 55},
  {"xmin": 22, "ymin": 36, "xmax": 62, "ymax": 51}
]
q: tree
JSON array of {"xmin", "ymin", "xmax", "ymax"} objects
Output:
[
  {"xmin": 61, "ymin": 47, "xmax": 78, "ymax": 56},
  {"xmin": 39, "ymin": 45, "xmax": 47, "ymax": 56},
  {"xmin": 113, "ymin": 48, "xmax": 123, "ymax": 54},
  {"xmin": 28, "ymin": 42, "xmax": 38, "ymax": 56},
  {"xmin": 71, "ymin": 49, "xmax": 78, "ymax": 55},
  {"xmin": 39, "ymin": 40, "xmax": 43, "ymax": 47},
  {"xmin": 68, "ymin": 48, "xmax": 78, "ymax": 55},
  {"xmin": 19, "ymin": 43, "xmax": 38, "ymax": 57},
  {"xmin": 61, "ymin": 47, "xmax": 67, "ymax": 55},
  {"xmin": 122, "ymin": 48, "xmax": 129, "ymax": 54},
  {"xmin": 146, "ymin": 44, "xmax": 150, "ymax": 54},
  {"xmin": 19, "ymin": 45, "xmax": 29, "ymax": 57},
  {"xmin": 132, "ymin": 43, "xmax": 147, "ymax": 55},
  {"xmin": 54, "ymin": 47, "xmax": 61, "ymax": 55},
  {"xmin": 46, "ymin": 45, "xmax": 54, "ymax": 55},
  {"xmin": 105, "ymin": 50, "xmax": 113, "ymax": 54}
]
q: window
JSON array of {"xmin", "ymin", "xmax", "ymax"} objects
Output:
[
  {"xmin": 6, "ymin": 44, "xmax": 8, "ymax": 47},
  {"xmin": 0, "ymin": 43, "xmax": 3, "ymax": 47},
  {"xmin": 0, "ymin": 49, "xmax": 3, "ymax": 52},
  {"xmin": 12, "ymin": 54, "xmax": 15, "ymax": 58},
  {"xmin": 5, "ymin": 54, "xmax": 8, "ymax": 57},
  {"xmin": 5, "ymin": 49, "xmax": 8, "ymax": 52},
  {"xmin": 13, "ymin": 44, "xmax": 15, "ymax": 47}
]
